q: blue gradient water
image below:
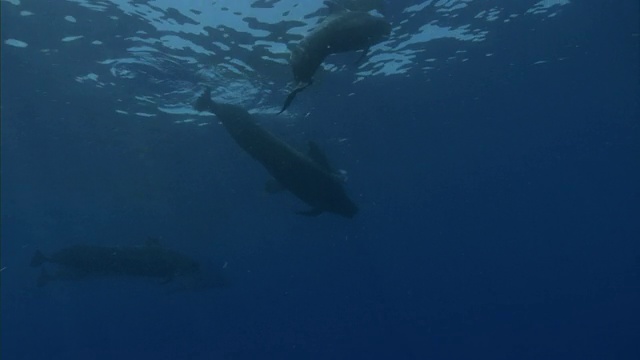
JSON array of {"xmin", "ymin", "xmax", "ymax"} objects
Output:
[{"xmin": 2, "ymin": 1, "xmax": 638, "ymax": 359}]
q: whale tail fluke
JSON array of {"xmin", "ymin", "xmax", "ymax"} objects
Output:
[
  {"xmin": 194, "ymin": 87, "xmax": 218, "ymax": 113},
  {"xmin": 278, "ymin": 90, "xmax": 299, "ymax": 115},
  {"xmin": 278, "ymin": 81, "xmax": 313, "ymax": 115}
]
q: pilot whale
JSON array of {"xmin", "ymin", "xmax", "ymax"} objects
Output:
[
  {"xmin": 195, "ymin": 88, "xmax": 358, "ymax": 218},
  {"xmin": 279, "ymin": 1, "xmax": 391, "ymax": 113},
  {"xmin": 30, "ymin": 239, "xmax": 202, "ymax": 287}
]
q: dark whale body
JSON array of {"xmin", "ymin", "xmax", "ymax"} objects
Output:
[
  {"xmin": 195, "ymin": 88, "xmax": 358, "ymax": 218},
  {"xmin": 31, "ymin": 241, "xmax": 201, "ymax": 287},
  {"xmin": 280, "ymin": 4, "xmax": 391, "ymax": 113}
]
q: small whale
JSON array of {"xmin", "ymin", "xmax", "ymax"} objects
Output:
[
  {"xmin": 279, "ymin": 1, "xmax": 391, "ymax": 113},
  {"xmin": 195, "ymin": 88, "xmax": 358, "ymax": 218},
  {"xmin": 30, "ymin": 239, "xmax": 208, "ymax": 287}
]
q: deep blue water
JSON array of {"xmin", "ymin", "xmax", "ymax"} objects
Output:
[{"xmin": 2, "ymin": 0, "xmax": 639, "ymax": 359}]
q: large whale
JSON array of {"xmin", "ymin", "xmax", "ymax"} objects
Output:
[
  {"xmin": 30, "ymin": 239, "xmax": 204, "ymax": 287},
  {"xmin": 195, "ymin": 88, "xmax": 358, "ymax": 218},
  {"xmin": 279, "ymin": 2, "xmax": 391, "ymax": 113}
]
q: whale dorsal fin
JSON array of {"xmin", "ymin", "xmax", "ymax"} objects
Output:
[{"xmin": 307, "ymin": 141, "xmax": 333, "ymax": 172}]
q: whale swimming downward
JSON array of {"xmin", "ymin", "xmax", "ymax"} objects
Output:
[{"xmin": 195, "ymin": 88, "xmax": 358, "ymax": 218}]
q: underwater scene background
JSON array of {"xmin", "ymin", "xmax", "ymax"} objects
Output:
[{"xmin": 1, "ymin": 0, "xmax": 639, "ymax": 359}]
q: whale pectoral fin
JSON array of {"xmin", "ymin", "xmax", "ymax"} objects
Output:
[
  {"xmin": 278, "ymin": 81, "xmax": 313, "ymax": 114},
  {"xmin": 296, "ymin": 208, "xmax": 324, "ymax": 217},
  {"xmin": 355, "ymin": 47, "xmax": 370, "ymax": 65}
]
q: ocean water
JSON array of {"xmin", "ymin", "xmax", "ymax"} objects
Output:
[{"xmin": 1, "ymin": 0, "xmax": 638, "ymax": 359}]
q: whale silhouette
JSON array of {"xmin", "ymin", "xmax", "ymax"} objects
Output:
[
  {"xmin": 279, "ymin": 1, "xmax": 391, "ymax": 113},
  {"xmin": 195, "ymin": 88, "xmax": 358, "ymax": 218},
  {"xmin": 30, "ymin": 239, "xmax": 204, "ymax": 287}
]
